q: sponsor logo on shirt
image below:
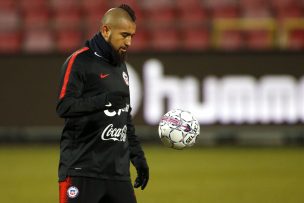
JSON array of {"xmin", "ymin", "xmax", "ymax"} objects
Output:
[
  {"xmin": 94, "ymin": 52, "xmax": 102, "ymax": 58},
  {"xmin": 100, "ymin": 73, "xmax": 110, "ymax": 79},
  {"xmin": 122, "ymin": 71, "xmax": 129, "ymax": 86},
  {"xmin": 104, "ymin": 105, "xmax": 129, "ymax": 117},
  {"xmin": 101, "ymin": 124, "xmax": 127, "ymax": 142}
]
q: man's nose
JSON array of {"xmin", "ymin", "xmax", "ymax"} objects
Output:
[{"xmin": 125, "ymin": 36, "xmax": 132, "ymax": 47}]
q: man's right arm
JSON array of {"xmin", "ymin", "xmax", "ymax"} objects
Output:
[
  {"xmin": 56, "ymin": 51, "xmax": 128, "ymax": 118},
  {"xmin": 56, "ymin": 55, "xmax": 109, "ymax": 118}
]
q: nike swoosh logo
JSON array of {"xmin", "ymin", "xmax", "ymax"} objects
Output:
[
  {"xmin": 94, "ymin": 52, "xmax": 102, "ymax": 57},
  {"xmin": 100, "ymin": 73, "xmax": 110, "ymax": 79},
  {"xmin": 105, "ymin": 102, "xmax": 112, "ymax": 107}
]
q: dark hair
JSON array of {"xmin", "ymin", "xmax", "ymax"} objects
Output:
[{"xmin": 118, "ymin": 4, "xmax": 136, "ymax": 22}]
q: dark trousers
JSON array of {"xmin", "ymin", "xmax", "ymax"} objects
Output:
[{"xmin": 59, "ymin": 176, "xmax": 137, "ymax": 203}]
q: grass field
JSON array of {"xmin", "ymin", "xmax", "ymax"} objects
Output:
[{"xmin": 0, "ymin": 145, "xmax": 303, "ymax": 203}]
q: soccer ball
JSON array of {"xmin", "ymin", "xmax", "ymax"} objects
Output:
[{"xmin": 158, "ymin": 109, "xmax": 200, "ymax": 150}]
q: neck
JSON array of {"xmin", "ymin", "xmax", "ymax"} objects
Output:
[{"xmin": 88, "ymin": 33, "xmax": 123, "ymax": 66}]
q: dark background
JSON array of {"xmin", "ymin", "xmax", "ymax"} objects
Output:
[{"xmin": 1, "ymin": 52, "xmax": 303, "ymax": 126}]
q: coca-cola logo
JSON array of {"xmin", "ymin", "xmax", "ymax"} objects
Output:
[{"xmin": 101, "ymin": 124, "xmax": 127, "ymax": 142}]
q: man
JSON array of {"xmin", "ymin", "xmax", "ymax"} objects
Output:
[{"xmin": 56, "ymin": 4, "xmax": 149, "ymax": 203}]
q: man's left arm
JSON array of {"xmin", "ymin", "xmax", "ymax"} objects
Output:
[{"xmin": 127, "ymin": 108, "xmax": 149, "ymax": 190}]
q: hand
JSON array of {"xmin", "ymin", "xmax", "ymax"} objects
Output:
[
  {"xmin": 133, "ymin": 160, "xmax": 149, "ymax": 190},
  {"xmin": 106, "ymin": 91, "xmax": 128, "ymax": 109}
]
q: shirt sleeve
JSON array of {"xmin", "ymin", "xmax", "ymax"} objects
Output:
[
  {"xmin": 56, "ymin": 51, "xmax": 108, "ymax": 118},
  {"xmin": 127, "ymin": 107, "xmax": 147, "ymax": 164}
]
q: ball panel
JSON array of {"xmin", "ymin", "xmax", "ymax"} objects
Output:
[
  {"xmin": 183, "ymin": 133, "xmax": 197, "ymax": 146},
  {"xmin": 180, "ymin": 111, "xmax": 193, "ymax": 122},
  {"xmin": 159, "ymin": 124, "xmax": 172, "ymax": 138},
  {"xmin": 172, "ymin": 142, "xmax": 186, "ymax": 150},
  {"xmin": 169, "ymin": 129, "xmax": 184, "ymax": 143}
]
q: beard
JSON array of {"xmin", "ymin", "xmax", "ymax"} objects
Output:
[
  {"xmin": 118, "ymin": 50, "xmax": 127, "ymax": 61},
  {"xmin": 108, "ymin": 36, "xmax": 127, "ymax": 64}
]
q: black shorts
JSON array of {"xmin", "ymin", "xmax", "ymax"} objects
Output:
[{"xmin": 59, "ymin": 176, "xmax": 137, "ymax": 203}]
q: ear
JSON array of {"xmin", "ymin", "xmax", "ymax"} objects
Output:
[{"xmin": 101, "ymin": 25, "xmax": 111, "ymax": 41}]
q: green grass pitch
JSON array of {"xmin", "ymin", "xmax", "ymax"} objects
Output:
[{"xmin": 0, "ymin": 145, "xmax": 303, "ymax": 203}]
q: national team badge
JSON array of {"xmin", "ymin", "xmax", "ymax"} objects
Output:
[
  {"xmin": 67, "ymin": 186, "xmax": 79, "ymax": 199},
  {"xmin": 122, "ymin": 72, "xmax": 129, "ymax": 86}
]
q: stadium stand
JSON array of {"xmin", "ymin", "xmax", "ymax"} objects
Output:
[
  {"xmin": 0, "ymin": 0, "xmax": 21, "ymax": 53},
  {"xmin": 181, "ymin": 28, "xmax": 210, "ymax": 50},
  {"xmin": 240, "ymin": 0, "xmax": 272, "ymax": 18},
  {"xmin": 145, "ymin": 7, "xmax": 176, "ymax": 28},
  {"xmin": 0, "ymin": 0, "xmax": 303, "ymax": 53},
  {"xmin": 55, "ymin": 29, "xmax": 83, "ymax": 53},
  {"xmin": 0, "ymin": 0, "xmax": 16, "ymax": 10},
  {"xmin": 246, "ymin": 29, "xmax": 273, "ymax": 50},
  {"xmin": 177, "ymin": 6, "xmax": 209, "ymax": 27},
  {"xmin": 22, "ymin": 9, "xmax": 51, "ymax": 30},
  {"xmin": 23, "ymin": 29, "xmax": 54, "ymax": 53},
  {"xmin": 0, "ymin": 31, "xmax": 21, "ymax": 53},
  {"xmin": 19, "ymin": 0, "xmax": 48, "ymax": 11},
  {"xmin": 129, "ymin": 28, "xmax": 150, "ymax": 51},
  {"xmin": 150, "ymin": 27, "xmax": 180, "ymax": 51}
]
